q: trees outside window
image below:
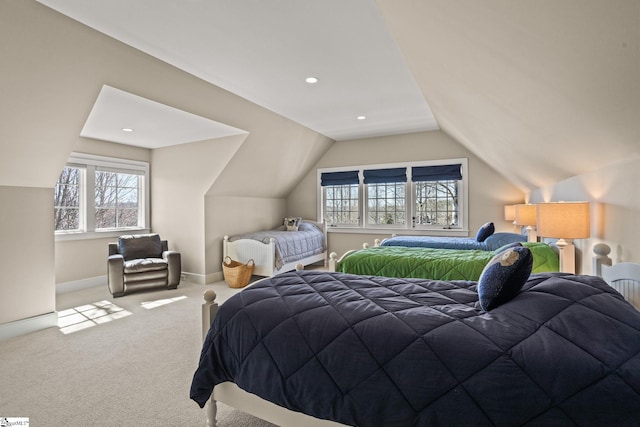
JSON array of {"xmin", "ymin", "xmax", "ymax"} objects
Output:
[
  {"xmin": 54, "ymin": 166, "xmax": 81, "ymax": 231},
  {"xmin": 94, "ymin": 171, "xmax": 139, "ymax": 229},
  {"xmin": 54, "ymin": 153, "xmax": 149, "ymax": 236},
  {"xmin": 319, "ymin": 159, "xmax": 467, "ymax": 232},
  {"xmin": 414, "ymin": 180, "xmax": 459, "ymax": 227}
]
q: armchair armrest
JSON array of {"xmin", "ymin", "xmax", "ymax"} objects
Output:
[
  {"xmin": 107, "ymin": 254, "xmax": 125, "ymax": 297},
  {"xmin": 108, "ymin": 242, "xmax": 119, "ymax": 256},
  {"xmin": 164, "ymin": 251, "xmax": 182, "ymax": 287}
]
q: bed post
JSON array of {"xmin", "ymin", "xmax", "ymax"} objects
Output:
[
  {"xmin": 222, "ymin": 235, "xmax": 229, "ymax": 259},
  {"xmin": 202, "ymin": 289, "xmax": 219, "ymax": 427},
  {"xmin": 328, "ymin": 252, "xmax": 338, "ymax": 272}
]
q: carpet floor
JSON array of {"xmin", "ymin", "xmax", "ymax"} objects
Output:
[{"xmin": 0, "ymin": 279, "xmax": 276, "ymax": 427}]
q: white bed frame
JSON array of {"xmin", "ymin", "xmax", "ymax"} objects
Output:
[
  {"xmin": 593, "ymin": 243, "xmax": 640, "ymax": 310},
  {"xmin": 223, "ymin": 220, "xmax": 327, "ymax": 277},
  {"xmin": 200, "ymin": 283, "xmax": 350, "ymax": 427},
  {"xmin": 327, "ymin": 240, "xmax": 381, "ymax": 272}
]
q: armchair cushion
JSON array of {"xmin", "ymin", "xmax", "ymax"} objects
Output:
[
  {"xmin": 118, "ymin": 234, "xmax": 163, "ymax": 261},
  {"xmin": 124, "ymin": 258, "xmax": 168, "ymax": 274}
]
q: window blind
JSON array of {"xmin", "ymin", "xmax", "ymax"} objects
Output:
[
  {"xmin": 411, "ymin": 164, "xmax": 462, "ymax": 182},
  {"xmin": 321, "ymin": 170, "xmax": 359, "ymax": 186},
  {"xmin": 363, "ymin": 167, "xmax": 407, "ymax": 184}
]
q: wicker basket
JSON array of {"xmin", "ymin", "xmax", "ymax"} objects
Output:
[{"xmin": 222, "ymin": 256, "xmax": 255, "ymax": 288}]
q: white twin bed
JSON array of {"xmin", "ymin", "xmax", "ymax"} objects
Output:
[{"xmin": 222, "ymin": 219, "xmax": 327, "ymax": 277}]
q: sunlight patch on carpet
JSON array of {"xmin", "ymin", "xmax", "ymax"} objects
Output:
[
  {"xmin": 58, "ymin": 300, "xmax": 132, "ymax": 334},
  {"xmin": 141, "ymin": 295, "xmax": 187, "ymax": 309}
]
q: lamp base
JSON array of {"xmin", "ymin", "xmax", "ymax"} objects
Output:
[
  {"xmin": 556, "ymin": 238, "xmax": 576, "ymax": 274},
  {"xmin": 526, "ymin": 226, "xmax": 537, "ymax": 243}
]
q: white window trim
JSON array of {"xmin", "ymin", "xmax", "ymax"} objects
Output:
[
  {"xmin": 364, "ymin": 181, "xmax": 408, "ymax": 229},
  {"xmin": 317, "ymin": 158, "xmax": 469, "ymax": 236},
  {"xmin": 55, "ymin": 152, "xmax": 150, "ymax": 241}
]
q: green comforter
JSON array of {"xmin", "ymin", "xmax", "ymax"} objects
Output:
[{"xmin": 337, "ymin": 242, "xmax": 559, "ymax": 280}]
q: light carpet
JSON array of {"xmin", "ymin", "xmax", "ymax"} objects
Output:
[{"xmin": 0, "ymin": 279, "xmax": 276, "ymax": 427}]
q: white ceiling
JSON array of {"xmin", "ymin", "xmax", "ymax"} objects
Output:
[
  {"xmin": 81, "ymin": 85, "xmax": 247, "ymax": 148},
  {"xmin": 37, "ymin": 0, "xmax": 438, "ymax": 146}
]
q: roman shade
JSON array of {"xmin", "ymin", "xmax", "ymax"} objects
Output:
[{"xmin": 411, "ymin": 164, "xmax": 462, "ymax": 182}]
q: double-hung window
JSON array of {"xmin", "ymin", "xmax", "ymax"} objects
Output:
[
  {"xmin": 411, "ymin": 164, "xmax": 463, "ymax": 228},
  {"xmin": 319, "ymin": 159, "xmax": 468, "ymax": 233},
  {"xmin": 364, "ymin": 167, "xmax": 407, "ymax": 228},
  {"xmin": 54, "ymin": 153, "xmax": 149, "ymax": 239},
  {"xmin": 320, "ymin": 170, "xmax": 360, "ymax": 227}
]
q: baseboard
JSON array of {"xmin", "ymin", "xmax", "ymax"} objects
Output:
[
  {"xmin": 181, "ymin": 271, "xmax": 224, "ymax": 285},
  {"xmin": 56, "ymin": 276, "xmax": 106, "ymax": 294},
  {"xmin": 206, "ymin": 271, "xmax": 224, "ymax": 284},
  {"xmin": 0, "ymin": 312, "xmax": 58, "ymax": 341},
  {"xmin": 55, "ymin": 272, "xmax": 223, "ymax": 292}
]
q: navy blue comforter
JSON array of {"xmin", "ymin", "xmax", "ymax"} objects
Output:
[
  {"xmin": 380, "ymin": 232, "xmax": 526, "ymax": 251},
  {"xmin": 191, "ymin": 270, "xmax": 640, "ymax": 426}
]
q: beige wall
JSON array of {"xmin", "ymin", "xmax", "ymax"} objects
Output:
[
  {"xmin": 528, "ymin": 155, "xmax": 640, "ymax": 275},
  {"xmin": 1, "ymin": 0, "xmax": 332, "ymax": 330},
  {"xmin": 0, "ymin": 187, "xmax": 55, "ymax": 325},
  {"xmin": 205, "ymin": 196, "xmax": 287, "ymax": 278},
  {"xmin": 150, "ymin": 135, "xmax": 245, "ymax": 276},
  {"xmin": 287, "ymin": 130, "xmax": 525, "ymax": 257}
]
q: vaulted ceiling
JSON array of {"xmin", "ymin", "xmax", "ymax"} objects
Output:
[{"xmin": 35, "ymin": 0, "xmax": 639, "ymax": 192}]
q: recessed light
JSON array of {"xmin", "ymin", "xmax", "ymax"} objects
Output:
[
  {"xmin": 305, "ymin": 77, "xmax": 319, "ymax": 84},
  {"xmin": 357, "ymin": 116, "xmax": 366, "ymax": 120},
  {"xmin": 121, "ymin": 128, "xmax": 134, "ymax": 132}
]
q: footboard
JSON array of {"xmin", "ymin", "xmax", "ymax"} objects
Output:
[
  {"xmin": 328, "ymin": 239, "xmax": 381, "ymax": 272},
  {"xmin": 223, "ymin": 235, "xmax": 277, "ymax": 277}
]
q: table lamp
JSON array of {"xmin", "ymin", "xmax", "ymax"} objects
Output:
[
  {"xmin": 536, "ymin": 201, "xmax": 590, "ymax": 274},
  {"xmin": 504, "ymin": 205, "xmax": 517, "ymax": 232},
  {"xmin": 514, "ymin": 204, "xmax": 537, "ymax": 242}
]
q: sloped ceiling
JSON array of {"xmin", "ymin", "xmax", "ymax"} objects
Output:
[
  {"xmin": 35, "ymin": 0, "xmax": 438, "ymax": 143},
  {"xmin": 377, "ymin": 0, "xmax": 640, "ymax": 191},
  {"xmin": 32, "ymin": 0, "xmax": 639, "ymax": 193}
]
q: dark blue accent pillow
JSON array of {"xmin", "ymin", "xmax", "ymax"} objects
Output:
[
  {"xmin": 478, "ymin": 245, "xmax": 533, "ymax": 311},
  {"xmin": 475, "ymin": 222, "xmax": 495, "ymax": 242}
]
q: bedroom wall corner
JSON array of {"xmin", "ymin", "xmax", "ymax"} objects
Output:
[
  {"xmin": 528, "ymin": 155, "xmax": 640, "ymax": 274},
  {"xmin": 0, "ymin": 186, "xmax": 56, "ymax": 327},
  {"xmin": 204, "ymin": 196, "xmax": 286, "ymax": 279},
  {"xmin": 150, "ymin": 136, "xmax": 246, "ymax": 278}
]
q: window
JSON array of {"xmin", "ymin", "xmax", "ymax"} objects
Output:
[
  {"xmin": 54, "ymin": 153, "xmax": 149, "ymax": 238},
  {"xmin": 319, "ymin": 159, "xmax": 468, "ymax": 233},
  {"xmin": 412, "ymin": 164, "xmax": 462, "ymax": 228},
  {"xmin": 94, "ymin": 169, "xmax": 141, "ymax": 229},
  {"xmin": 54, "ymin": 166, "xmax": 82, "ymax": 231},
  {"xmin": 364, "ymin": 167, "xmax": 407, "ymax": 227},
  {"xmin": 414, "ymin": 180, "xmax": 459, "ymax": 227},
  {"xmin": 320, "ymin": 170, "xmax": 360, "ymax": 227}
]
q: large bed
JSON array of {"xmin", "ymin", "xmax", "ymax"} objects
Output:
[
  {"xmin": 331, "ymin": 242, "xmax": 559, "ymax": 281},
  {"xmin": 191, "ymin": 266, "xmax": 640, "ymax": 426},
  {"xmin": 379, "ymin": 221, "xmax": 525, "ymax": 251},
  {"xmin": 223, "ymin": 219, "xmax": 327, "ymax": 277},
  {"xmin": 380, "ymin": 232, "xmax": 526, "ymax": 251}
]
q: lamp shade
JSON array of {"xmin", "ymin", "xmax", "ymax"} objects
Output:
[
  {"xmin": 504, "ymin": 205, "xmax": 516, "ymax": 221},
  {"xmin": 514, "ymin": 204, "xmax": 536, "ymax": 226},
  {"xmin": 537, "ymin": 202, "xmax": 591, "ymax": 239}
]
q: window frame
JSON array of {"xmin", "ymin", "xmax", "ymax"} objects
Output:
[
  {"xmin": 54, "ymin": 153, "xmax": 150, "ymax": 241},
  {"xmin": 318, "ymin": 158, "xmax": 469, "ymax": 236},
  {"xmin": 364, "ymin": 180, "xmax": 407, "ymax": 229}
]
